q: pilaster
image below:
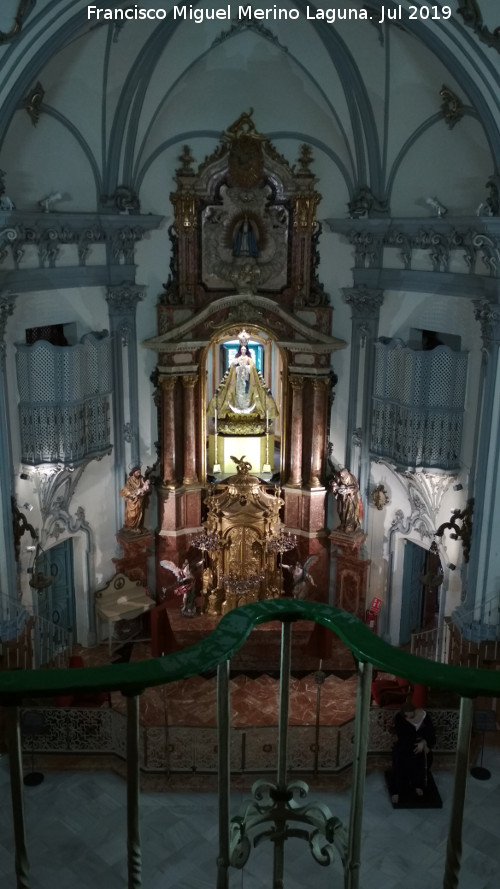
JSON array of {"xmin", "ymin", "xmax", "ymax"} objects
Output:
[
  {"xmin": 0, "ymin": 292, "xmax": 18, "ymax": 608},
  {"xmin": 308, "ymin": 377, "xmax": 329, "ymax": 489},
  {"xmin": 106, "ymin": 284, "xmax": 145, "ymax": 530},
  {"xmin": 455, "ymin": 299, "xmax": 500, "ymax": 639},
  {"xmin": 160, "ymin": 376, "xmax": 177, "ymax": 486},
  {"xmin": 342, "ymin": 286, "xmax": 384, "ymax": 510},
  {"xmin": 288, "ymin": 376, "xmax": 304, "ymax": 487},
  {"xmin": 182, "ymin": 374, "xmax": 199, "ymax": 486}
]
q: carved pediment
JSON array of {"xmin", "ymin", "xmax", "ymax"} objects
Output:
[{"xmin": 144, "ymin": 294, "xmax": 345, "ymax": 357}]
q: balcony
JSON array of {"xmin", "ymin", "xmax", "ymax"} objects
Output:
[{"xmin": 1, "ymin": 599, "xmax": 499, "ymax": 888}]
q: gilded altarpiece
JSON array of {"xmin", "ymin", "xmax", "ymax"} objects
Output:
[{"xmin": 144, "ymin": 113, "xmax": 345, "ymax": 599}]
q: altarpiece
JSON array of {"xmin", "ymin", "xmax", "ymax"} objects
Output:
[{"xmin": 144, "ymin": 112, "xmax": 345, "ymax": 606}]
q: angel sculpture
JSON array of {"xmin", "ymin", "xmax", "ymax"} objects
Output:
[
  {"xmin": 282, "ymin": 555, "xmax": 318, "ymax": 600},
  {"xmin": 160, "ymin": 558, "xmax": 202, "ymax": 617}
]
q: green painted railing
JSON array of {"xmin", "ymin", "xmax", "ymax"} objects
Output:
[
  {"xmin": 2, "ymin": 599, "xmax": 500, "ymax": 889},
  {"xmin": 1, "ymin": 599, "xmax": 499, "ymax": 701}
]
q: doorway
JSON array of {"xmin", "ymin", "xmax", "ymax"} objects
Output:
[
  {"xmin": 33, "ymin": 538, "xmax": 76, "ymax": 659},
  {"xmin": 400, "ymin": 540, "xmax": 440, "ymax": 645}
]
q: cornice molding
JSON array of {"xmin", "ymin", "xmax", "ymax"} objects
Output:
[{"xmin": 145, "ymin": 293, "xmax": 346, "ymax": 352}]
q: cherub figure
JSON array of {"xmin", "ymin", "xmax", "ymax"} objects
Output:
[
  {"xmin": 282, "ymin": 555, "xmax": 318, "ymax": 600},
  {"xmin": 160, "ymin": 558, "xmax": 202, "ymax": 617}
]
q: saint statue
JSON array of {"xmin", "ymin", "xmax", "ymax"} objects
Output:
[
  {"xmin": 331, "ymin": 468, "xmax": 363, "ymax": 534},
  {"xmin": 120, "ymin": 466, "xmax": 150, "ymax": 532}
]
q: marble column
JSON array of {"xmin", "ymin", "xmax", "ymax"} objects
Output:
[
  {"xmin": 453, "ymin": 301, "xmax": 500, "ymax": 640},
  {"xmin": 182, "ymin": 374, "xmax": 198, "ymax": 486},
  {"xmin": 161, "ymin": 376, "xmax": 177, "ymax": 487},
  {"xmin": 0, "ymin": 292, "xmax": 17, "ymax": 611},
  {"xmin": 309, "ymin": 377, "xmax": 328, "ymax": 488},
  {"xmin": 342, "ymin": 286, "xmax": 384, "ymax": 507},
  {"xmin": 288, "ymin": 376, "xmax": 304, "ymax": 487}
]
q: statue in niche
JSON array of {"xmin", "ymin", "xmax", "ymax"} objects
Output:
[
  {"xmin": 232, "ymin": 215, "xmax": 259, "ymax": 257},
  {"xmin": 331, "ymin": 468, "xmax": 363, "ymax": 534},
  {"xmin": 208, "ymin": 330, "xmax": 278, "ymax": 435}
]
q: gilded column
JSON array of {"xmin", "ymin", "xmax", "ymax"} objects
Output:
[
  {"xmin": 309, "ymin": 377, "xmax": 328, "ymax": 488},
  {"xmin": 182, "ymin": 374, "xmax": 198, "ymax": 485},
  {"xmin": 288, "ymin": 376, "xmax": 304, "ymax": 487},
  {"xmin": 161, "ymin": 376, "xmax": 177, "ymax": 486}
]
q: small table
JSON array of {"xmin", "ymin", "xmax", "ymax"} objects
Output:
[{"xmin": 95, "ymin": 573, "xmax": 154, "ymax": 656}]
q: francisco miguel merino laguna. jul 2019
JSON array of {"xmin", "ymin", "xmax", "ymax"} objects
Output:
[{"xmin": 87, "ymin": 5, "xmax": 453, "ymax": 25}]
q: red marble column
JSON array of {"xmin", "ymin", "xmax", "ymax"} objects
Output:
[
  {"xmin": 309, "ymin": 378, "xmax": 328, "ymax": 488},
  {"xmin": 182, "ymin": 374, "xmax": 198, "ymax": 485},
  {"xmin": 288, "ymin": 376, "xmax": 304, "ymax": 487},
  {"xmin": 161, "ymin": 376, "xmax": 176, "ymax": 486}
]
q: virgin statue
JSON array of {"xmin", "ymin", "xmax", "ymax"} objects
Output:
[{"xmin": 208, "ymin": 332, "xmax": 278, "ymax": 435}]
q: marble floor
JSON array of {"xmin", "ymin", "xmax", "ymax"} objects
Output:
[{"xmin": 1, "ymin": 747, "xmax": 500, "ymax": 889}]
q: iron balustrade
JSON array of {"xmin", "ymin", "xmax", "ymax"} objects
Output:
[{"xmin": 1, "ymin": 598, "xmax": 500, "ymax": 889}]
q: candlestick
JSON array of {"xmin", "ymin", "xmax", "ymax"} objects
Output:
[{"xmin": 213, "ymin": 405, "xmax": 220, "ymax": 473}]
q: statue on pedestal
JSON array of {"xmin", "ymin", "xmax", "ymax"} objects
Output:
[
  {"xmin": 331, "ymin": 468, "xmax": 363, "ymax": 534},
  {"xmin": 120, "ymin": 466, "xmax": 150, "ymax": 532}
]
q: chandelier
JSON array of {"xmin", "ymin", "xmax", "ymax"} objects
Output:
[
  {"xmin": 220, "ymin": 571, "xmax": 265, "ymax": 597},
  {"xmin": 266, "ymin": 529, "xmax": 297, "ymax": 555},
  {"xmin": 191, "ymin": 527, "xmax": 220, "ymax": 553}
]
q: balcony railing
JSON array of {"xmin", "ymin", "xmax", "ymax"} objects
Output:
[{"xmin": 1, "ymin": 598, "xmax": 500, "ymax": 889}]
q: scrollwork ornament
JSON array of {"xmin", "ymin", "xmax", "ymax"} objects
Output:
[
  {"xmin": 456, "ymin": 0, "xmax": 500, "ymax": 53},
  {"xmin": 23, "ymin": 80, "xmax": 44, "ymax": 126},
  {"xmin": 0, "ymin": 227, "xmax": 17, "ymax": 264},
  {"xmin": 473, "ymin": 298, "xmax": 500, "ymax": 348},
  {"xmin": 111, "ymin": 226, "xmax": 143, "ymax": 264},
  {"xmin": 229, "ymin": 777, "xmax": 347, "ymax": 873},
  {"xmin": 471, "ymin": 232, "xmax": 500, "ymax": 276},
  {"xmin": 0, "ymin": 0, "xmax": 36, "ymax": 44},
  {"xmin": 385, "ymin": 229, "xmax": 412, "ymax": 270},
  {"xmin": 439, "ymin": 85, "xmax": 465, "ymax": 129}
]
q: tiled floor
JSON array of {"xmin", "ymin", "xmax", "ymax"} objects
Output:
[{"xmin": 1, "ymin": 747, "xmax": 500, "ymax": 889}]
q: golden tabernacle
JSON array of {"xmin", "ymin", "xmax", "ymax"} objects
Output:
[{"xmin": 200, "ymin": 456, "xmax": 291, "ymax": 616}]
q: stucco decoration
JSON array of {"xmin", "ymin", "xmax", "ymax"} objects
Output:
[
  {"xmin": 202, "ymin": 184, "xmax": 288, "ymax": 292},
  {"xmin": 387, "ymin": 466, "xmax": 456, "ymax": 541},
  {"xmin": 456, "ymin": 0, "xmax": 500, "ymax": 53},
  {"xmin": 23, "ymin": 80, "xmax": 44, "ymax": 127},
  {"xmin": 0, "ymin": 0, "xmax": 36, "ymax": 44},
  {"xmin": 440, "ymin": 85, "xmax": 465, "ymax": 129}
]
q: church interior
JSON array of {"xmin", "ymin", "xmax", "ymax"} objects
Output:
[{"xmin": 1, "ymin": 2, "xmax": 500, "ymax": 888}]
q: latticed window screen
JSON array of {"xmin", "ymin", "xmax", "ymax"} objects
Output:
[
  {"xmin": 370, "ymin": 339, "xmax": 467, "ymax": 471},
  {"xmin": 16, "ymin": 332, "xmax": 112, "ymax": 465}
]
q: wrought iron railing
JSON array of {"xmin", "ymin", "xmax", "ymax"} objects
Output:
[
  {"xmin": 20, "ymin": 707, "xmax": 460, "ymax": 773},
  {"xmin": 2, "ymin": 598, "xmax": 500, "ymax": 889},
  {"xmin": 0, "ymin": 595, "xmax": 71, "ymax": 669}
]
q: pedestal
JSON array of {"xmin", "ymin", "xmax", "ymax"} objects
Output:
[
  {"xmin": 114, "ymin": 528, "xmax": 154, "ymax": 587},
  {"xmin": 330, "ymin": 529, "xmax": 370, "ymax": 619},
  {"xmin": 208, "ymin": 434, "xmax": 269, "ymax": 475}
]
